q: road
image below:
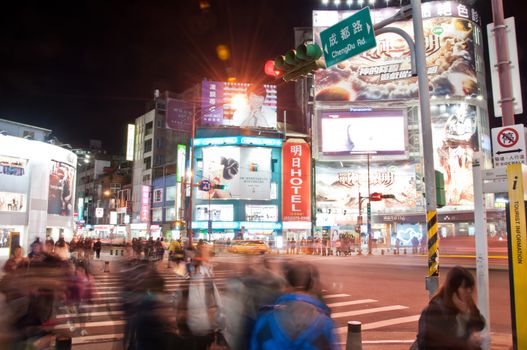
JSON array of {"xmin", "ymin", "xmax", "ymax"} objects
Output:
[{"xmin": 58, "ymin": 251, "xmax": 514, "ymax": 350}]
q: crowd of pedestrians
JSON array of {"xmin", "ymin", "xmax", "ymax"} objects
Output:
[
  {"xmin": 0, "ymin": 235, "xmax": 97, "ymax": 349},
  {"xmin": 285, "ymin": 236, "xmax": 361, "ymax": 256},
  {"xmin": 1, "ymin": 232, "xmax": 490, "ymax": 350}
]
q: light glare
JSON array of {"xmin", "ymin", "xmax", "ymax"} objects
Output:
[{"xmin": 230, "ymin": 94, "xmax": 248, "ymax": 110}]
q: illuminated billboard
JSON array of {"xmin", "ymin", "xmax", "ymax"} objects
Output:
[
  {"xmin": 126, "ymin": 124, "xmax": 135, "ymax": 161},
  {"xmin": 313, "ymin": 2, "xmax": 482, "ymax": 102},
  {"xmin": 0, "ymin": 192, "xmax": 26, "ymax": 212},
  {"xmin": 48, "ymin": 160, "xmax": 75, "ymax": 216},
  {"xmin": 246, "ymin": 205, "xmax": 278, "ymax": 222},
  {"xmin": 432, "ymin": 103, "xmax": 477, "ymax": 207},
  {"xmin": 166, "ymin": 99, "xmax": 193, "ymax": 133},
  {"xmin": 0, "ymin": 156, "xmax": 28, "ymax": 176},
  {"xmin": 320, "ymin": 109, "xmax": 406, "ymax": 155},
  {"xmin": 282, "ymin": 140, "xmax": 311, "ymax": 222},
  {"xmin": 199, "ymin": 146, "xmax": 272, "ymax": 200},
  {"xmin": 195, "ymin": 204, "xmax": 234, "ymax": 221},
  {"xmin": 201, "ymin": 81, "xmax": 277, "ymax": 129}
]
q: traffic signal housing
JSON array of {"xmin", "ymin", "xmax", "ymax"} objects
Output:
[
  {"xmin": 435, "ymin": 170, "xmax": 446, "ymax": 208},
  {"xmin": 274, "ymin": 43, "xmax": 326, "ymax": 81},
  {"xmin": 370, "ymin": 192, "xmax": 383, "ymax": 201}
]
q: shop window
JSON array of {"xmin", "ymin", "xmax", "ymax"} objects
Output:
[{"xmin": 153, "ymin": 188, "xmax": 163, "ymax": 203}]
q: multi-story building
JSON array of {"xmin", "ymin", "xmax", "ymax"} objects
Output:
[{"xmin": 0, "ymin": 117, "xmax": 52, "ymax": 141}]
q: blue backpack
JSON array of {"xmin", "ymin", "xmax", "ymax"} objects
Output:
[{"xmin": 250, "ymin": 294, "xmax": 338, "ymax": 350}]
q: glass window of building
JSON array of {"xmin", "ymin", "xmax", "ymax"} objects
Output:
[
  {"xmin": 166, "ymin": 186, "xmax": 177, "ymax": 201},
  {"xmin": 145, "ymin": 121, "xmax": 153, "ymax": 135},
  {"xmin": 144, "ymin": 139, "xmax": 152, "ymax": 153},
  {"xmin": 165, "ymin": 207, "xmax": 176, "ymax": 221},
  {"xmin": 152, "ymin": 208, "xmax": 163, "ymax": 222},
  {"xmin": 153, "ymin": 189, "xmax": 163, "ymax": 203},
  {"xmin": 143, "ymin": 157, "xmax": 151, "ymax": 170}
]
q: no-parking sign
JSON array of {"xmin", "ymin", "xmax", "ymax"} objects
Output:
[{"xmin": 491, "ymin": 124, "xmax": 526, "ymax": 167}]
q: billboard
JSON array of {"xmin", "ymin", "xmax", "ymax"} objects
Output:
[
  {"xmin": 0, "ymin": 155, "xmax": 28, "ymax": 176},
  {"xmin": 195, "ymin": 204, "xmax": 234, "ymax": 221},
  {"xmin": 200, "ymin": 146, "xmax": 272, "ymax": 200},
  {"xmin": 432, "ymin": 103, "xmax": 477, "ymax": 207},
  {"xmin": 320, "ymin": 109, "xmax": 406, "ymax": 155},
  {"xmin": 0, "ymin": 192, "xmax": 26, "ymax": 212},
  {"xmin": 201, "ymin": 81, "xmax": 277, "ymax": 129},
  {"xmin": 246, "ymin": 205, "xmax": 278, "ymax": 222},
  {"xmin": 316, "ymin": 161, "xmax": 418, "ymax": 224},
  {"xmin": 313, "ymin": 2, "xmax": 482, "ymax": 102},
  {"xmin": 48, "ymin": 160, "xmax": 75, "ymax": 216},
  {"xmin": 283, "ymin": 140, "xmax": 311, "ymax": 222},
  {"xmin": 166, "ymin": 99, "xmax": 193, "ymax": 133},
  {"xmin": 126, "ymin": 124, "xmax": 135, "ymax": 161}
]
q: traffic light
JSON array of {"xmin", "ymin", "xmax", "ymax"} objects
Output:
[
  {"xmin": 273, "ymin": 43, "xmax": 326, "ymax": 81},
  {"xmin": 264, "ymin": 59, "xmax": 282, "ymax": 78},
  {"xmin": 370, "ymin": 192, "xmax": 383, "ymax": 201},
  {"xmin": 435, "ymin": 170, "xmax": 446, "ymax": 208}
]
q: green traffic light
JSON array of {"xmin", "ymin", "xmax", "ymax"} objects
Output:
[{"xmin": 273, "ymin": 43, "xmax": 326, "ymax": 82}]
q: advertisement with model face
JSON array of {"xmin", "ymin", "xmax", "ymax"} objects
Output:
[
  {"xmin": 201, "ymin": 81, "xmax": 277, "ymax": 129},
  {"xmin": 432, "ymin": 103, "xmax": 477, "ymax": 207},
  {"xmin": 313, "ymin": 2, "xmax": 482, "ymax": 102},
  {"xmin": 48, "ymin": 160, "xmax": 75, "ymax": 216},
  {"xmin": 200, "ymin": 146, "xmax": 272, "ymax": 200}
]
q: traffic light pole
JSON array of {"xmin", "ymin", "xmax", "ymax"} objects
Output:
[
  {"xmin": 411, "ymin": 0, "xmax": 439, "ymax": 298},
  {"xmin": 367, "ymin": 154, "xmax": 372, "ymax": 255}
]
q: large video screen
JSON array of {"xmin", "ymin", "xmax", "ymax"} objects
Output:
[
  {"xmin": 201, "ymin": 81, "xmax": 277, "ymax": 129},
  {"xmin": 199, "ymin": 146, "xmax": 272, "ymax": 200},
  {"xmin": 320, "ymin": 109, "xmax": 406, "ymax": 155}
]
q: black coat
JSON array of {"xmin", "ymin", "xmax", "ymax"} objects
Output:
[{"xmin": 417, "ymin": 298, "xmax": 485, "ymax": 350}]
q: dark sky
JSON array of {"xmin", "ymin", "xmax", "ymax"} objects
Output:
[{"xmin": 0, "ymin": 0, "xmax": 524, "ymax": 154}]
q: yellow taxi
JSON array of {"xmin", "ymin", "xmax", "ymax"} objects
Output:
[{"xmin": 227, "ymin": 240, "xmax": 269, "ymax": 255}]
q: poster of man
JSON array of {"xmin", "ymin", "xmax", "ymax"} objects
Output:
[{"xmin": 47, "ymin": 161, "xmax": 75, "ymax": 216}]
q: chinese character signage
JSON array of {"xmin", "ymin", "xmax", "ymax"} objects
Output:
[
  {"xmin": 201, "ymin": 81, "xmax": 277, "ymax": 129},
  {"xmin": 166, "ymin": 98, "xmax": 193, "ymax": 133},
  {"xmin": 282, "ymin": 140, "xmax": 311, "ymax": 222},
  {"xmin": 140, "ymin": 185, "xmax": 150, "ymax": 223},
  {"xmin": 313, "ymin": 1, "xmax": 483, "ymax": 102}
]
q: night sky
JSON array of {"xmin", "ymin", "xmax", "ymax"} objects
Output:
[{"xmin": 0, "ymin": 0, "xmax": 524, "ymax": 153}]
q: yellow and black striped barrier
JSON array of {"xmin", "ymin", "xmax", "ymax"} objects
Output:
[{"xmin": 427, "ymin": 210, "xmax": 439, "ymax": 277}]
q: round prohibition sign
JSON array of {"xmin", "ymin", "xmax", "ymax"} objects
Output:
[{"xmin": 497, "ymin": 127, "xmax": 519, "ymax": 148}]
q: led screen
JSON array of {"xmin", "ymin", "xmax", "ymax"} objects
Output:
[{"xmin": 320, "ymin": 109, "xmax": 406, "ymax": 155}]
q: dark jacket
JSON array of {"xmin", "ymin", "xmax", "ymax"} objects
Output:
[
  {"xmin": 250, "ymin": 293, "xmax": 338, "ymax": 350},
  {"xmin": 417, "ymin": 298, "xmax": 485, "ymax": 350}
]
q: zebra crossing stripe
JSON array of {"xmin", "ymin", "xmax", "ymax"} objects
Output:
[
  {"xmin": 335, "ymin": 314, "xmax": 420, "ymax": 334},
  {"xmin": 332, "ymin": 305, "xmax": 408, "ymax": 319},
  {"xmin": 326, "ymin": 299, "xmax": 377, "ymax": 308}
]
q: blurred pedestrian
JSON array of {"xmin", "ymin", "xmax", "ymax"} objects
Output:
[
  {"xmin": 250, "ymin": 261, "xmax": 338, "ymax": 350},
  {"xmin": 411, "ymin": 236, "xmax": 419, "ymax": 254},
  {"xmin": 93, "ymin": 238, "xmax": 102, "ymax": 259},
  {"xmin": 414, "ymin": 266, "xmax": 487, "ymax": 349},
  {"xmin": 3, "ymin": 245, "xmax": 28, "ymax": 272}
]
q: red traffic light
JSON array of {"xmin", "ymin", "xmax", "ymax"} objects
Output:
[
  {"xmin": 370, "ymin": 192, "xmax": 383, "ymax": 201},
  {"xmin": 264, "ymin": 59, "xmax": 282, "ymax": 77}
]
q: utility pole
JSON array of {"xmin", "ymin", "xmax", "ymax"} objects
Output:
[
  {"xmin": 491, "ymin": 0, "xmax": 515, "ymax": 126},
  {"xmin": 411, "ymin": 0, "xmax": 439, "ymax": 298}
]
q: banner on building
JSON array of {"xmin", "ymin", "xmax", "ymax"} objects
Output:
[
  {"xmin": 282, "ymin": 140, "xmax": 311, "ymax": 222},
  {"xmin": 140, "ymin": 185, "xmax": 151, "ymax": 223},
  {"xmin": 313, "ymin": 2, "xmax": 482, "ymax": 102},
  {"xmin": 201, "ymin": 81, "xmax": 277, "ymax": 129},
  {"xmin": 200, "ymin": 146, "xmax": 272, "ymax": 200},
  {"xmin": 48, "ymin": 160, "xmax": 75, "ymax": 216},
  {"xmin": 166, "ymin": 99, "xmax": 193, "ymax": 133}
]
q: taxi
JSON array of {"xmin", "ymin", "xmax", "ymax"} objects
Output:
[{"xmin": 227, "ymin": 240, "xmax": 269, "ymax": 255}]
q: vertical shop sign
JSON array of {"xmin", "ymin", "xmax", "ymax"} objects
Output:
[
  {"xmin": 140, "ymin": 185, "xmax": 151, "ymax": 223},
  {"xmin": 282, "ymin": 140, "xmax": 311, "ymax": 221}
]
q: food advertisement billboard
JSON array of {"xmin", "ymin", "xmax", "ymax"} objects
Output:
[
  {"xmin": 201, "ymin": 81, "xmax": 277, "ymax": 129},
  {"xmin": 313, "ymin": 2, "xmax": 482, "ymax": 102},
  {"xmin": 48, "ymin": 160, "xmax": 75, "ymax": 216},
  {"xmin": 199, "ymin": 146, "xmax": 272, "ymax": 200}
]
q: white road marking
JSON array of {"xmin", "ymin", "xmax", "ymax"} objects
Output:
[
  {"xmin": 54, "ymin": 319, "xmax": 126, "ymax": 330},
  {"xmin": 327, "ymin": 299, "xmax": 377, "ymax": 308},
  {"xmin": 332, "ymin": 305, "xmax": 408, "ymax": 319},
  {"xmin": 323, "ymin": 293, "xmax": 350, "ymax": 299},
  {"xmin": 335, "ymin": 314, "xmax": 420, "ymax": 334}
]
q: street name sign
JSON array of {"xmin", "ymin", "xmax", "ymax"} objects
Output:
[
  {"xmin": 319, "ymin": 7, "xmax": 376, "ymax": 68},
  {"xmin": 491, "ymin": 124, "xmax": 526, "ymax": 167}
]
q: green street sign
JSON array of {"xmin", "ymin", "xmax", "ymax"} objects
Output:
[{"xmin": 320, "ymin": 7, "xmax": 377, "ymax": 68}]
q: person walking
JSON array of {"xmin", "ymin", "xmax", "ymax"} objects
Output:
[
  {"xmin": 414, "ymin": 265, "xmax": 487, "ymax": 349},
  {"xmin": 250, "ymin": 261, "xmax": 338, "ymax": 350},
  {"xmin": 93, "ymin": 238, "xmax": 102, "ymax": 259}
]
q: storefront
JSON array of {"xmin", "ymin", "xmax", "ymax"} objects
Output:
[{"xmin": 0, "ymin": 135, "xmax": 77, "ymax": 257}]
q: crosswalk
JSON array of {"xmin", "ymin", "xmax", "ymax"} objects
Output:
[{"xmin": 52, "ymin": 264, "xmax": 419, "ymax": 347}]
